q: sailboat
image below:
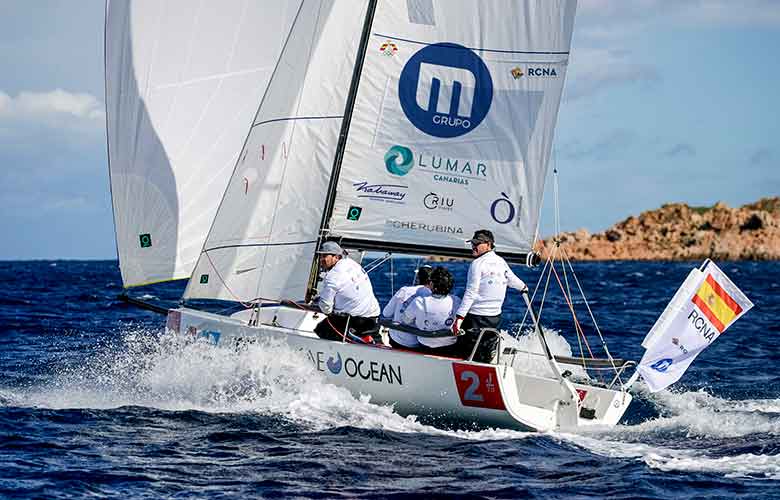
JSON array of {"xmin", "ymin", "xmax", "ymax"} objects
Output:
[{"xmin": 105, "ymin": 0, "xmax": 636, "ymax": 431}]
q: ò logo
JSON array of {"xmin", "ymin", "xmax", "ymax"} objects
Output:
[
  {"xmin": 199, "ymin": 274, "xmax": 209, "ymax": 284},
  {"xmin": 490, "ymin": 192, "xmax": 521, "ymax": 225},
  {"xmin": 347, "ymin": 206, "xmax": 363, "ymax": 221},
  {"xmin": 139, "ymin": 233, "xmax": 152, "ymax": 248},
  {"xmin": 399, "ymin": 42, "xmax": 493, "ymax": 138}
]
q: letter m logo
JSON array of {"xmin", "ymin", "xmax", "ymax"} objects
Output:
[{"xmin": 416, "ymin": 63, "xmax": 476, "ymax": 118}]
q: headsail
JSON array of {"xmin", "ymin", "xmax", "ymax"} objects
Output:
[
  {"xmin": 326, "ymin": 0, "xmax": 577, "ymax": 259},
  {"xmin": 184, "ymin": 0, "xmax": 369, "ymax": 302},
  {"xmin": 105, "ymin": 0, "xmax": 299, "ymax": 287}
]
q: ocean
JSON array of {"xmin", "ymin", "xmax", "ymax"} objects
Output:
[{"xmin": 1, "ymin": 259, "xmax": 779, "ymax": 499}]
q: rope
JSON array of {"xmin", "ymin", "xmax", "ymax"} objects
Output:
[{"xmin": 560, "ymin": 246, "xmax": 624, "ymax": 386}]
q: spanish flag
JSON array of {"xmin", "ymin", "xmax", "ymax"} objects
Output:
[{"xmin": 691, "ymin": 274, "xmax": 743, "ymax": 333}]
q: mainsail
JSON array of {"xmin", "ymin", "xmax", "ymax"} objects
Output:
[
  {"xmin": 327, "ymin": 0, "xmax": 577, "ymax": 259},
  {"xmin": 105, "ymin": 0, "xmax": 299, "ymax": 287}
]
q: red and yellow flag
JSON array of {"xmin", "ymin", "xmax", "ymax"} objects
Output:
[{"xmin": 691, "ymin": 274, "xmax": 743, "ymax": 332}]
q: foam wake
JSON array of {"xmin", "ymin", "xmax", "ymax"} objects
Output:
[
  {"xmin": 7, "ymin": 326, "xmax": 532, "ymax": 441},
  {"xmin": 559, "ymin": 384, "xmax": 780, "ymax": 478}
]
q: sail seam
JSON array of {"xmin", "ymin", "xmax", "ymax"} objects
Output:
[
  {"xmin": 371, "ymin": 33, "xmax": 570, "ymax": 55},
  {"xmin": 251, "ymin": 115, "xmax": 343, "ymax": 129},
  {"xmin": 205, "ymin": 241, "xmax": 317, "ymax": 253}
]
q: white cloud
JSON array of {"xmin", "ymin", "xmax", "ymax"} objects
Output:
[
  {"xmin": 566, "ymin": 47, "xmax": 660, "ymax": 100},
  {"xmin": 0, "ymin": 88, "xmax": 104, "ymax": 125}
]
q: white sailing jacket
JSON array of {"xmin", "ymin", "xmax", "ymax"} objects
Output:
[
  {"xmin": 318, "ymin": 257, "xmax": 380, "ymax": 318},
  {"xmin": 402, "ymin": 294, "xmax": 461, "ymax": 348},
  {"xmin": 456, "ymin": 250, "xmax": 527, "ymax": 317},
  {"xmin": 382, "ymin": 285, "xmax": 432, "ymax": 347}
]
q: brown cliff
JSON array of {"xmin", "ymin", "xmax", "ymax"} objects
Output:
[{"xmin": 537, "ymin": 197, "xmax": 780, "ymax": 261}]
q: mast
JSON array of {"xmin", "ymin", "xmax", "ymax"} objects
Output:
[{"xmin": 305, "ymin": 0, "xmax": 378, "ymax": 300}]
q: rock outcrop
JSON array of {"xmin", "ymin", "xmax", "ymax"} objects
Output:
[{"xmin": 537, "ymin": 197, "xmax": 780, "ymax": 261}]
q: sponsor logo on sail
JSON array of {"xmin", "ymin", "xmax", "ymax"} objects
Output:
[
  {"xmin": 490, "ymin": 192, "xmax": 522, "ymax": 226},
  {"xmin": 353, "ymin": 181, "xmax": 407, "ymax": 204},
  {"xmin": 398, "ymin": 42, "xmax": 493, "ymax": 138},
  {"xmin": 526, "ymin": 67, "xmax": 558, "ymax": 77},
  {"xmin": 384, "ymin": 145, "xmax": 489, "ymax": 187},
  {"xmin": 139, "ymin": 233, "xmax": 152, "ymax": 248},
  {"xmin": 511, "ymin": 66, "xmax": 558, "ymax": 79},
  {"xmin": 346, "ymin": 206, "xmax": 363, "ymax": 221},
  {"xmin": 385, "ymin": 219, "xmax": 463, "ymax": 235},
  {"xmin": 423, "ymin": 192, "xmax": 454, "ymax": 211},
  {"xmin": 385, "ymin": 145, "xmax": 414, "ymax": 176},
  {"xmin": 379, "ymin": 40, "xmax": 398, "ymax": 57},
  {"xmin": 418, "ymin": 153, "xmax": 488, "ymax": 186}
]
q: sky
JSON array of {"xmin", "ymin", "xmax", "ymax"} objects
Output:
[{"xmin": 0, "ymin": 0, "xmax": 778, "ymax": 260}]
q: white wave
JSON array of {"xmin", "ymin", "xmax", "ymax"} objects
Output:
[
  {"xmin": 10, "ymin": 326, "xmax": 532, "ymax": 441},
  {"xmin": 557, "ymin": 432, "xmax": 780, "ymax": 479},
  {"xmin": 503, "ymin": 326, "xmax": 588, "ymax": 379},
  {"xmin": 624, "ymin": 385, "xmax": 780, "ymax": 438},
  {"xmin": 550, "ymin": 382, "xmax": 780, "ymax": 478}
]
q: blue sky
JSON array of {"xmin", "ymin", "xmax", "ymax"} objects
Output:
[{"xmin": 0, "ymin": 0, "xmax": 778, "ymax": 259}]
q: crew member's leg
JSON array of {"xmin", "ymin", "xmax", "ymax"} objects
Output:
[
  {"xmin": 314, "ymin": 314, "xmax": 349, "ymax": 341},
  {"xmin": 456, "ymin": 314, "xmax": 501, "ymax": 362}
]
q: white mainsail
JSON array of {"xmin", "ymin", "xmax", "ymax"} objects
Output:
[
  {"xmin": 184, "ymin": 0, "xmax": 368, "ymax": 302},
  {"xmin": 105, "ymin": 0, "xmax": 299, "ymax": 287},
  {"xmin": 327, "ymin": 0, "xmax": 577, "ymax": 257}
]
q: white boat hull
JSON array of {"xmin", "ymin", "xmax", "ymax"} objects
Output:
[{"xmin": 166, "ymin": 306, "xmax": 632, "ymax": 431}]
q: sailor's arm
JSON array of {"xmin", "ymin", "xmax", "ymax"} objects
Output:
[
  {"xmin": 455, "ymin": 261, "xmax": 480, "ymax": 318},
  {"xmin": 382, "ymin": 293, "xmax": 398, "ymax": 319},
  {"xmin": 402, "ymin": 296, "xmax": 428, "ymax": 328},
  {"xmin": 318, "ymin": 276, "xmax": 338, "ymax": 314},
  {"xmin": 505, "ymin": 264, "xmax": 528, "ymax": 293}
]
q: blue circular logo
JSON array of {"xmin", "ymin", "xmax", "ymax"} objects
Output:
[
  {"xmin": 384, "ymin": 145, "xmax": 414, "ymax": 176},
  {"xmin": 399, "ymin": 42, "xmax": 493, "ymax": 138}
]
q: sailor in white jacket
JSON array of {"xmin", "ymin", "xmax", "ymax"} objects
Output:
[
  {"xmin": 314, "ymin": 241, "xmax": 380, "ymax": 342},
  {"xmin": 381, "ymin": 265, "xmax": 433, "ymax": 349},
  {"xmin": 401, "ymin": 267, "xmax": 461, "ymax": 353},
  {"xmin": 453, "ymin": 229, "xmax": 528, "ymax": 361}
]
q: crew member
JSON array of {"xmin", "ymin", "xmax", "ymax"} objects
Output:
[
  {"xmin": 314, "ymin": 241, "xmax": 380, "ymax": 341},
  {"xmin": 382, "ymin": 265, "xmax": 433, "ymax": 349},
  {"xmin": 452, "ymin": 230, "xmax": 528, "ymax": 362},
  {"xmin": 402, "ymin": 267, "xmax": 461, "ymax": 354}
]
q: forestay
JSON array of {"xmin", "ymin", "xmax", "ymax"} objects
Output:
[
  {"xmin": 327, "ymin": 0, "xmax": 577, "ymax": 257},
  {"xmin": 105, "ymin": 0, "xmax": 298, "ymax": 287},
  {"xmin": 184, "ymin": 0, "xmax": 368, "ymax": 302}
]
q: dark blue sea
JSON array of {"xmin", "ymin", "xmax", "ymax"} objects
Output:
[{"xmin": 1, "ymin": 259, "xmax": 779, "ymax": 499}]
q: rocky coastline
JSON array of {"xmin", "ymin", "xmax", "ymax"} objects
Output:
[{"xmin": 537, "ymin": 197, "xmax": 779, "ymax": 261}]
